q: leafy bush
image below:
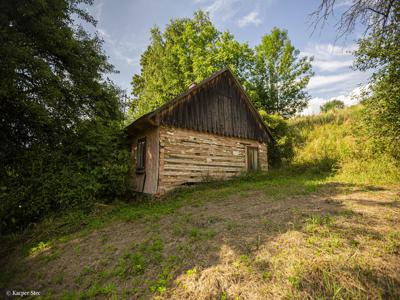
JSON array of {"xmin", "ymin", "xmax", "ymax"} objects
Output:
[
  {"xmin": 259, "ymin": 111, "xmax": 295, "ymax": 166},
  {"xmin": 361, "ymin": 75, "xmax": 400, "ymax": 160},
  {"xmin": 320, "ymin": 100, "xmax": 345, "ymax": 113},
  {"xmin": 0, "ymin": 121, "xmax": 132, "ymax": 234}
]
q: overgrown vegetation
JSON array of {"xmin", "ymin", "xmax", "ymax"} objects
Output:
[
  {"xmin": 289, "ymin": 105, "xmax": 400, "ymax": 184},
  {"xmin": 311, "ymin": 0, "xmax": 400, "ymax": 166},
  {"xmin": 1, "ymin": 168, "xmax": 399, "ymax": 299},
  {"xmin": 259, "ymin": 111, "xmax": 295, "ymax": 167},
  {"xmin": 130, "ymin": 11, "xmax": 313, "ymax": 119},
  {"xmin": 320, "ymin": 99, "xmax": 345, "ymax": 113},
  {"xmin": 1, "ymin": 104, "xmax": 398, "ymax": 297},
  {"xmin": 0, "ymin": 0, "xmax": 131, "ymax": 233}
]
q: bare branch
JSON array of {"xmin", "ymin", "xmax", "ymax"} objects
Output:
[
  {"xmin": 366, "ymin": 7, "xmax": 386, "ymax": 16},
  {"xmin": 310, "ymin": 0, "xmax": 400, "ymax": 39}
]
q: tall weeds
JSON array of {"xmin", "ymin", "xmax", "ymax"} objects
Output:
[{"xmin": 289, "ymin": 105, "xmax": 400, "ymax": 185}]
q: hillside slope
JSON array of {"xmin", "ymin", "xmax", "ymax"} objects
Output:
[
  {"xmin": 1, "ymin": 105, "xmax": 399, "ymax": 299},
  {"xmin": 289, "ymin": 105, "xmax": 400, "ymax": 184}
]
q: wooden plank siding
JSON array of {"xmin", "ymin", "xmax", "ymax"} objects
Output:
[
  {"xmin": 157, "ymin": 71, "xmax": 270, "ymax": 143},
  {"xmin": 157, "ymin": 126, "xmax": 268, "ymax": 194},
  {"xmin": 127, "ymin": 68, "xmax": 272, "ymax": 195}
]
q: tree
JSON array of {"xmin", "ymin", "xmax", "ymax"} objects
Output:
[
  {"xmin": 130, "ymin": 10, "xmax": 254, "ymax": 119},
  {"xmin": 0, "ymin": 0, "xmax": 122, "ymax": 164},
  {"xmin": 249, "ymin": 28, "xmax": 314, "ymax": 118},
  {"xmin": 311, "ymin": 0, "xmax": 398, "ymax": 38},
  {"xmin": 320, "ymin": 99, "xmax": 345, "ymax": 112},
  {"xmin": 0, "ymin": 0, "xmax": 130, "ymax": 233},
  {"xmin": 311, "ymin": 0, "xmax": 400, "ymax": 158}
]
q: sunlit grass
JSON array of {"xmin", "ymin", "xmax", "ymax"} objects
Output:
[
  {"xmin": 289, "ymin": 104, "xmax": 400, "ymax": 185},
  {"xmin": 1, "ymin": 105, "xmax": 399, "ymax": 298}
]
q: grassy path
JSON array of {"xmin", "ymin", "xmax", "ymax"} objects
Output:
[{"xmin": 1, "ymin": 169, "xmax": 399, "ymax": 299}]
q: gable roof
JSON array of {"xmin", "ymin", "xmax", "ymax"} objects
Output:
[{"xmin": 127, "ymin": 67, "xmax": 272, "ymax": 142}]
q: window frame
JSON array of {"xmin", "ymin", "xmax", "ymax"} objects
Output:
[{"xmin": 136, "ymin": 137, "xmax": 146, "ymax": 174}]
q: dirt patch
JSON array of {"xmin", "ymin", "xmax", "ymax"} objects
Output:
[{"xmin": 2, "ymin": 182, "xmax": 400, "ymax": 299}]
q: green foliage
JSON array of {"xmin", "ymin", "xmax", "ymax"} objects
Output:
[
  {"xmin": 290, "ymin": 105, "xmax": 400, "ymax": 184},
  {"xmin": 0, "ymin": 121, "xmax": 131, "ymax": 233},
  {"xmin": 0, "ymin": 0, "xmax": 122, "ymax": 163},
  {"xmin": 250, "ymin": 27, "xmax": 314, "ymax": 117},
  {"xmin": 130, "ymin": 13, "xmax": 312, "ymax": 119},
  {"xmin": 353, "ymin": 2, "xmax": 400, "ymax": 160},
  {"xmin": 305, "ymin": 215, "xmax": 333, "ymax": 227},
  {"xmin": 360, "ymin": 71, "xmax": 400, "ymax": 160},
  {"xmin": 130, "ymin": 10, "xmax": 253, "ymax": 119},
  {"xmin": 259, "ymin": 110, "xmax": 294, "ymax": 166},
  {"xmin": 310, "ymin": 0, "xmax": 399, "ymax": 177},
  {"xmin": 84, "ymin": 282, "xmax": 117, "ymax": 298},
  {"xmin": 320, "ymin": 100, "xmax": 345, "ymax": 113},
  {"xmin": 149, "ymin": 256, "xmax": 178, "ymax": 294},
  {"xmin": 0, "ymin": 1, "xmax": 131, "ymax": 234},
  {"xmin": 115, "ymin": 252, "xmax": 146, "ymax": 278}
]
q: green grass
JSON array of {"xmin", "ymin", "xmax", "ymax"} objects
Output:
[
  {"xmin": 0, "ymin": 169, "xmax": 330, "ymax": 260},
  {"xmin": 1, "ymin": 104, "xmax": 399, "ymax": 299},
  {"xmin": 1, "ymin": 166, "xmax": 399, "ymax": 299},
  {"xmin": 0, "ymin": 168, "xmax": 331, "ymax": 293},
  {"xmin": 289, "ymin": 104, "xmax": 400, "ymax": 185}
]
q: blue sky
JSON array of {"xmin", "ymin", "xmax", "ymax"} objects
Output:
[{"xmin": 86, "ymin": 0, "xmax": 370, "ymax": 114}]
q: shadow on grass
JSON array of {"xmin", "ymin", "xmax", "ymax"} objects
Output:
[{"xmin": 1, "ymin": 163, "xmax": 398, "ymax": 299}]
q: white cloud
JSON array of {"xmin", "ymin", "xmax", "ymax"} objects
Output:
[
  {"xmin": 308, "ymin": 73, "xmax": 355, "ymax": 90},
  {"xmin": 237, "ymin": 11, "xmax": 262, "ymax": 27},
  {"xmin": 312, "ymin": 59, "xmax": 353, "ymax": 72},
  {"xmin": 307, "ymin": 67, "xmax": 370, "ymax": 98},
  {"xmin": 196, "ymin": 0, "xmax": 275, "ymax": 25},
  {"xmin": 126, "ymin": 57, "xmax": 141, "ymax": 67},
  {"xmin": 303, "ymin": 42, "xmax": 371, "ymax": 101},
  {"xmin": 203, "ymin": 0, "xmax": 239, "ymax": 21},
  {"xmin": 307, "ymin": 43, "xmax": 357, "ymax": 58},
  {"xmin": 301, "ymin": 85, "xmax": 369, "ymax": 115},
  {"xmin": 336, "ymin": 0, "xmax": 353, "ymax": 7},
  {"xmin": 98, "ymin": 28, "xmax": 110, "ymax": 39},
  {"xmin": 302, "ymin": 43, "xmax": 357, "ymax": 72},
  {"xmin": 96, "ymin": 27, "xmax": 145, "ymax": 67}
]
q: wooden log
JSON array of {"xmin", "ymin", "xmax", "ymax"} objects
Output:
[{"xmin": 157, "ymin": 126, "xmax": 268, "ymax": 194}]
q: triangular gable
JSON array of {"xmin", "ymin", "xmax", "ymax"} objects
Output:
[{"xmin": 127, "ymin": 67, "xmax": 272, "ymax": 142}]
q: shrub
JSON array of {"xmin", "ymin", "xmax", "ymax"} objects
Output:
[
  {"xmin": 320, "ymin": 100, "xmax": 345, "ymax": 113},
  {"xmin": 259, "ymin": 111, "xmax": 295, "ymax": 167},
  {"xmin": 0, "ymin": 121, "xmax": 132, "ymax": 234}
]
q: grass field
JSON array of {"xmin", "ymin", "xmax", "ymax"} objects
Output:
[
  {"xmin": 1, "ymin": 168, "xmax": 399, "ymax": 299},
  {"xmin": 1, "ymin": 106, "xmax": 399, "ymax": 299}
]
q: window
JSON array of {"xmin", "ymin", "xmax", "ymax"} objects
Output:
[
  {"xmin": 247, "ymin": 147, "xmax": 259, "ymax": 171},
  {"xmin": 136, "ymin": 137, "xmax": 146, "ymax": 173}
]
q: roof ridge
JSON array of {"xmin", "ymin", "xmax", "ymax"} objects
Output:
[{"xmin": 126, "ymin": 66, "xmax": 272, "ymax": 141}]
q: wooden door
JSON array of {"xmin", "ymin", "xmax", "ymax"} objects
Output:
[{"xmin": 247, "ymin": 147, "xmax": 259, "ymax": 171}]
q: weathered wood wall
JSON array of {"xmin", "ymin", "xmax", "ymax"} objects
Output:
[
  {"xmin": 158, "ymin": 126, "xmax": 268, "ymax": 194},
  {"xmin": 156, "ymin": 71, "xmax": 270, "ymax": 142},
  {"xmin": 130, "ymin": 126, "xmax": 159, "ymax": 194}
]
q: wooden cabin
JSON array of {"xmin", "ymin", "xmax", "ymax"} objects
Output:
[{"xmin": 126, "ymin": 67, "xmax": 272, "ymax": 195}]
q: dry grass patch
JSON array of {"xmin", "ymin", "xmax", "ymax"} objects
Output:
[{"xmin": 1, "ymin": 171, "xmax": 399, "ymax": 299}]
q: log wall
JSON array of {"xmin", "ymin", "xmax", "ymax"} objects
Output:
[
  {"xmin": 157, "ymin": 71, "xmax": 270, "ymax": 142},
  {"xmin": 158, "ymin": 126, "xmax": 268, "ymax": 194}
]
